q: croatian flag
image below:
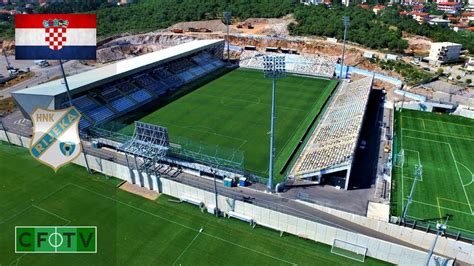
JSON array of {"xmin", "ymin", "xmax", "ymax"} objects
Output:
[{"xmin": 15, "ymin": 14, "xmax": 96, "ymax": 60}]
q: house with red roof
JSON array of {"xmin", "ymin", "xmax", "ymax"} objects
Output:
[
  {"xmin": 410, "ymin": 11, "xmax": 430, "ymax": 23},
  {"xmin": 372, "ymin": 4, "xmax": 386, "ymax": 15},
  {"xmin": 437, "ymin": 2, "xmax": 461, "ymax": 13}
]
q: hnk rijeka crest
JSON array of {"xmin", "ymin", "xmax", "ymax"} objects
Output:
[
  {"xmin": 43, "ymin": 18, "xmax": 69, "ymax": 51},
  {"xmin": 29, "ymin": 107, "xmax": 82, "ymax": 171}
]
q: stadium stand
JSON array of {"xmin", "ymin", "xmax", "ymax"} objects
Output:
[
  {"xmin": 84, "ymin": 106, "xmax": 115, "ymax": 123},
  {"xmin": 72, "ymin": 95, "xmax": 97, "ymax": 111},
  {"xmin": 12, "ymin": 40, "xmax": 227, "ymax": 130},
  {"xmin": 129, "ymin": 89, "xmax": 152, "ymax": 103},
  {"xmin": 291, "ymin": 76, "xmax": 373, "ymax": 189},
  {"xmin": 74, "ymin": 52, "xmax": 225, "ymax": 127},
  {"xmin": 168, "ymin": 58, "xmax": 196, "ymax": 73},
  {"xmin": 239, "ymin": 50, "xmax": 337, "ymax": 78},
  {"xmin": 152, "ymin": 68, "xmax": 183, "ymax": 89}
]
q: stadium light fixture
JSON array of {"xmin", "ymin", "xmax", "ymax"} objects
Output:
[
  {"xmin": 263, "ymin": 55, "xmax": 286, "ymax": 192},
  {"xmin": 401, "ymin": 164, "xmax": 422, "ymax": 224},
  {"xmin": 211, "ymin": 168, "xmax": 219, "ymax": 217},
  {"xmin": 223, "ymin": 12, "xmax": 232, "ymax": 63},
  {"xmin": 339, "ymin": 16, "xmax": 350, "ymax": 79},
  {"xmin": 424, "ymin": 215, "xmax": 450, "ymax": 266},
  {"xmin": 59, "ymin": 60, "xmax": 91, "ymax": 174}
]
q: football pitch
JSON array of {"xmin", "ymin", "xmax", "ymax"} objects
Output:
[
  {"xmin": 121, "ymin": 68, "xmax": 337, "ymax": 181},
  {"xmin": 393, "ymin": 110, "xmax": 474, "ymax": 237},
  {"xmin": 0, "ymin": 142, "xmax": 390, "ymax": 265}
]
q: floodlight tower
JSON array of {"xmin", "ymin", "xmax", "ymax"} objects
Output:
[
  {"xmin": 339, "ymin": 16, "xmax": 350, "ymax": 79},
  {"xmin": 211, "ymin": 168, "xmax": 219, "ymax": 217},
  {"xmin": 223, "ymin": 12, "xmax": 232, "ymax": 63},
  {"xmin": 424, "ymin": 215, "xmax": 450, "ymax": 266},
  {"xmin": 59, "ymin": 60, "xmax": 91, "ymax": 174},
  {"xmin": 401, "ymin": 164, "xmax": 422, "ymax": 223},
  {"xmin": 263, "ymin": 55, "xmax": 286, "ymax": 192}
]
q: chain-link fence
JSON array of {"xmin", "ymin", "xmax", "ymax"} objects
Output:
[{"xmin": 389, "ymin": 215, "xmax": 474, "ymax": 244}]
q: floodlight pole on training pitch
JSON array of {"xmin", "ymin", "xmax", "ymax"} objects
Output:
[
  {"xmin": 400, "ymin": 85, "xmax": 407, "ymax": 112},
  {"xmin": 263, "ymin": 56, "xmax": 286, "ymax": 192},
  {"xmin": 59, "ymin": 60, "xmax": 91, "ymax": 174},
  {"xmin": 424, "ymin": 215, "xmax": 450, "ymax": 266},
  {"xmin": 401, "ymin": 164, "xmax": 422, "ymax": 224},
  {"xmin": 339, "ymin": 16, "xmax": 350, "ymax": 79},
  {"xmin": 211, "ymin": 168, "xmax": 219, "ymax": 217},
  {"xmin": 223, "ymin": 12, "xmax": 231, "ymax": 63}
]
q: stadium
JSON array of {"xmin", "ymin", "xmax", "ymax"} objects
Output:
[
  {"xmin": 4, "ymin": 38, "xmax": 474, "ymax": 265},
  {"xmin": 11, "ymin": 39, "xmax": 373, "ymax": 191}
]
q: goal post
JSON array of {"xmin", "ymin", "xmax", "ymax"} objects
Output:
[
  {"xmin": 331, "ymin": 239, "xmax": 367, "ymax": 262},
  {"xmin": 395, "ymin": 148, "xmax": 405, "ymax": 168}
]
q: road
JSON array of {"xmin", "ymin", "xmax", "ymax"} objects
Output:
[{"xmin": 0, "ymin": 59, "xmax": 95, "ymax": 98}]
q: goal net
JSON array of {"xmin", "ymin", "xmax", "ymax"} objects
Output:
[
  {"xmin": 395, "ymin": 149, "xmax": 405, "ymax": 168},
  {"xmin": 331, "ymin": 239, "xmax": 367, "ymax": 262}
]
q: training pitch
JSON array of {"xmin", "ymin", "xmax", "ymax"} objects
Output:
[
  {"xmin": 393, "ymin": 110, "xmax": 474, "ymax": 237},
  {"xmin": 0, "ymin": 143, "xmax": 390, "ymax": 265},
  {"xmin": 122, "ymin": 68, "xmax": 337, "ymax": 181}
]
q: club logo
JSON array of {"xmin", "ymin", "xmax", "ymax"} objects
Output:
[
  {"xmin": 16, "ymin": 226, "xmax": 97, "ymax": 253},
  {"xmin": 29, "ymin": 107, "xmax": 82, "ymax": 171},
  {"xmin": 43, "ymin": 19, "xmax": 68, "ymax": 51}
]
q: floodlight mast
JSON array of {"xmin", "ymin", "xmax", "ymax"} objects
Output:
[
  {"xmin": 59, "ymin": 59, "xmax": 91, "ymax": 174},
  {"xmin": 339, "ymin": 16, "xmax": 350, "ymax": 79},
  {"xmin": 424, "ymin": 215, "xmax": 450, "ymax": 266},
  {"xmin": 211, "ymin": 168, "xmax": 219, "ymax": 217},
  {"xmin": 263, "ymin": 56, "xmax": 286, "ymax": 192},
  {"xmin": 401, "ymin": 164, "xmax": 422, "ymax": 223},
  {"xmin": 223, "ymin": 12, "xmax": 232, "ymax": 63}
]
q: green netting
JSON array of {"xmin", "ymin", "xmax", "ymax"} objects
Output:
[
  {"xmin": 88, "ymin": 126, "xmax": 245, "ymax": 173},
  {"xmin": 169, "ymin": 136, "xmax": 244, "ymax": 171}
]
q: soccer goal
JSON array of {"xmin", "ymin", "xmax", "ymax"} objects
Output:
[
  {"xmin": 395, "ymin": 149, "xmax": 405, "ymax": 168},
  {"xmin": 331, "ymin": 239, "xmax": 368, "ymax": 262}
]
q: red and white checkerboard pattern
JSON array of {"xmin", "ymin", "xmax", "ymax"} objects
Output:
[{"xmin": 44, "ymin": 27, "xmax": 67, "ymax": 51}]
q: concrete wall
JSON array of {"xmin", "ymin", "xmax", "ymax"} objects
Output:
[
  {"xmin": 297, "ymin": 200, "xmax": 473, "ymax": 264},
  {"xmin": 159, "ymin": 178, "xmax": 434, "ymax": 265},
  {"xmin": 1, "ymin": 131, "xmax": 469, "ymax": 265},
  {"xmin": 455, "ymin": 105, "xmax": 474, "ymax": 119}
]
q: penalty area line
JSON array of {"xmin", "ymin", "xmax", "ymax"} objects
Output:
[{"xmin": 172, "ymin": 228, "xmax": 203, "ymax": 266}]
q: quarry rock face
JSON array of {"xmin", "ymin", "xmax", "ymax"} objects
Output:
[
  {"xmin": 1, "ymin": 40, "xmax": 15, "ymax": 54},
  {"xmin": 97, "ymin": 33, "xmax": 197, "ymax": 63}
]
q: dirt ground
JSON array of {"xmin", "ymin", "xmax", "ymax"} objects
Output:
[
  {"xmin": 231, "ymin": 16, "xmax": 295, "ymax": 36},
  {"xmin": 119, "ymin": 181, "xmax": 160, "ymax": 200},
  {"xmin": 403, "ymin": 33, "xmax": 432, "ymax": 56},
  {"xmin": 168, "ymin": 19, "xmax": 228, "ymax": 32}
]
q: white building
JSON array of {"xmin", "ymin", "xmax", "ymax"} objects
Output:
[
  {"xmin": 466, "ymin": 57, "xmax": 474, "ymax": 72},
  {"xmin": 428, "ymin": 42, "xmax": 462, "ymax": 65},
  {"xmin": 467, "ymin": 0, "xmax": 474, "ymax": 11},
  {"xmin": 429, "ymin": 17, "xmax": 450, "ymax": 27}
]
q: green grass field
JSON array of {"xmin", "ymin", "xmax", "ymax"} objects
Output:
[
  {"xmin": 392, "ymin": 110, "xmax": 474, "ymax": 237},
  {"xmin": 0, "ymin": 142, "xmax": 390, "ymax": 265},
  {"xmin": 121, "ymin": 68, "xmax": 337, "ymax": 181}
]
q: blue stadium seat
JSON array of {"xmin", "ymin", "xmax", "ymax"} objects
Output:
[
  {"xmin": 85, "ymin": 106, "xmax": 114, "ymax": 123},
  {"xmin": 72, "ymin": 95, "xmax": 97, "ymax": 111},
  {"xmin": 130, "ymin": 89, "xmax": 152, "ymax": 102},
  {"xmin": 110, "ymin": 97, "xmax": 135, "ymax": 112},
  {"xmin": 177, "ymin": 71, "xmax": 195, "ymax": 83},
  {"xmin": 79, "ymin": 118, "xmax": 92, "ymax": 130}
]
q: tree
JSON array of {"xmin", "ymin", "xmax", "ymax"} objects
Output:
[
  {"xmin": 466, "ymin": 79, "xmax": 472, "ymax": 85},
  {"xmin": 436, "ymin": 68, "xmax": 444, "ymax": 75},
  {"xmin": 456, "ymin": 75, "xmax": 462, "ymax": 80}
]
